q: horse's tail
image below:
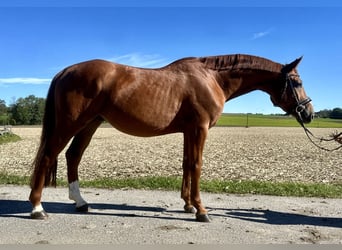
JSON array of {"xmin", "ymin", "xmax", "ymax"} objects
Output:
[{"xmin": 30, "ymin": 72, "xmax": 61, "ymax": 188}]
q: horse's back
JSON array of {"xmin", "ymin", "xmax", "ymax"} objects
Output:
[
  {"xmin": 51, "ymin": 60, "xmax": 185, "ymax": 135},
  {"xmin": 51, "ymin": 59, "xmax": 225, "ymax": 136}
]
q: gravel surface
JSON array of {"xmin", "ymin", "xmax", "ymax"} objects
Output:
[
  {"xmin": 1, "ymin": 185, "xmax": 342, "ymax": 244},
  {"xmin": 0, "ymin": 126, "xmax": 340, "ymax": 184}
]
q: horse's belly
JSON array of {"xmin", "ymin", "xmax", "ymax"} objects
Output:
[{"xmin": 102, "ymin": 108, "xmax": 180, "ymax": 137}]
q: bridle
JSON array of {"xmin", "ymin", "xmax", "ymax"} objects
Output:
[
  {"xmin": 283, "ymin": 74, "xmax": 341, "ymax": 151},
  {"xmin": 282, "ymin": 73, "xmax": 312, "ymax": 118}
]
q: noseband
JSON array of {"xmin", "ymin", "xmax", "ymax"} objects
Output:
[{"xmin": 282, "ymin": 73, "xmax": 312, "ymax": 117}]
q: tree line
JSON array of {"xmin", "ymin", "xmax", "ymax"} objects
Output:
[
  {"xmin": 315, "ymin": 108, "xmax": 342, "ymax": 119},
  {"xmin": 0, "ymin": 95, "xmax": 45, "ymax": 125},
  {"xmin": 0, "ymin": 95, "xmax": 341, "ymax": 125}
]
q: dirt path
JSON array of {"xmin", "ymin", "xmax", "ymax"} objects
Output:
[{"xmin": 1, "ymin": 185, "xmax": 341, "ymax": 244}]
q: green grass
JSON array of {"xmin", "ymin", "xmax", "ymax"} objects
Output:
[
  {"xmin": 0, "ymin": 173, "xmax": 30, "ymax": 185},
  {"xmin": 0, "ymin": 133, "xmax": 21, "ymax": 144},
  {"xmin": 216, "ymin": 113, "xmax": 342, "ymax": 128},
  {"xmin": 1, "ymin": 173, "xmax": 341, "ymax": 199}
]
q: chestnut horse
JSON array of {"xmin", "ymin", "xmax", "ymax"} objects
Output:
[{"xmin": 29, "ymin": 54, "xmax": 313, "ymax": 222}]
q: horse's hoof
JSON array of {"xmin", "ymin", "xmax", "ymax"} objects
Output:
[
  {"xmin": 196, "ymin": 213, "xmax": 211, "ymax": 223},
  {"xmin": 30, "ymin": 210, "xmax": 48, "ymax": 220},
  {"xmin": 76, "ymin": 203, "xmax": 89, "ymax": 212},
  {"xmin": 184, "ymin": 205, "xmax": 196, "ymax": 214}
]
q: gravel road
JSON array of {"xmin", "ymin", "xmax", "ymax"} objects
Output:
[{"xmin": 1, "ymin": 185, "xmax": 342, "ymax": 244}]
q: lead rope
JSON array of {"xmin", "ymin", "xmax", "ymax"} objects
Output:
[
  {"xmin": 286, "ymin": 74, "xmax": 341, "ymax": 152},
  {"xmin": 298, "ymin": 113, "xmax": 342, "ymax": 152}
]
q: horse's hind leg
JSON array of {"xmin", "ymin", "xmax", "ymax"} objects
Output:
[
  {"xmin": 66, "ymin": 117, "xmax": 103, "ymax": 212},
  {"xmin": 29, "ymin": 133, "xmax": 73, "ymax": 219}
]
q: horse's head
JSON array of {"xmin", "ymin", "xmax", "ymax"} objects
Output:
[{"xmin": 271, "ymin": 57, "xmax": 314, "ymax": 124}]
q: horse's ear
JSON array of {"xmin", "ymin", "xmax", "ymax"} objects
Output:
[{"xmin": 282, "ymin": 56, "xmax": 303, "ymax": 73}]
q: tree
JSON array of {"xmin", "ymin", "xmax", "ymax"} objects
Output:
[
  {"xmin": 315, "ymin": 108, "xmax": 342, "ymax": 119},
  {"xmin": 10, "ymin": 95, "xmax": 45, "ymax": 125},
  {"xmin": 330, "ymin": 108, "xmax": 342, "ymax": 119},
  {"xmin": 0, "ymin": 99, "xmax": 6, "ymax": 116},
  {"xmin": 0, "ymin": 99, "xmax": 8, "ymax": 125},
  {"xmin": 315, "ymin": 109, "xmax": 330, "ymax": 118}
]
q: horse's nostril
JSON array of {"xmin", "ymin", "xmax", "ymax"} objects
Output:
[{"xmin": 304, "ymin": 112, "xmax": 314, "ymax": 124}]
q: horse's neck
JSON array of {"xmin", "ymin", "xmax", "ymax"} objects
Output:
[{"xmin": 217, "ymin": 70, "xmax": 281, "ymax": 101}]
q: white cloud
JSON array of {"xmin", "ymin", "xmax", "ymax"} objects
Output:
[
  {"xmin": 252, "ymin": 28, "xmax": 274, "ymax": 40},
  {"xmin": 108, "ymin": 53, "xmax": 169, "ymax": 68},
  {"xmin": 0, "ymin": 77, "xmax": 51, "ymax": 85},
  {"xmin": 0, "ymin": 54, "xmax": 168, "ymax": 87}
]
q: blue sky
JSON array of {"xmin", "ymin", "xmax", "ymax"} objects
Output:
[{"xmin": 0, "ymin": 2, "xmax": 341, "ymax": 114}]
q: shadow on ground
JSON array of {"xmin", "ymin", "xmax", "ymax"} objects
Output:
[{"xmin": 1, "ymin": 199, "xmax": 341, "ymax": 228}]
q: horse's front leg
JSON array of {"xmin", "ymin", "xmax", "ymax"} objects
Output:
[
  {"xmin": 181, "ymin": 126, "xmax": 210, "ymax": 222},
  {"xmin": 181, "ymin": 155, "xmax": 196, "ymax": 214}
]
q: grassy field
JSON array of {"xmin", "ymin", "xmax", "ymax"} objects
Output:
[
  {"xmin": 216, "ymin": 113, "xmax": 342, "ymax": 128},
  {"xmin": 1, "ymin": 113, "xmax": 341, "ymax": 128},
  {"xmin": 0, "ymin": 133, "xmax": 21, "ymax": 145},
  {"xmin": 1, "ymin": 173, "xmax": 341, "ymax": 198}
]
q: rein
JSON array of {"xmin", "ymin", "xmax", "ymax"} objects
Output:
[
  {"xmin": 298, "ymin": 118, "xmax": 342, "ymax": 152},
  {"xmin": 286, "ymin": 74, "xmax": 342, "ymax": 152}
]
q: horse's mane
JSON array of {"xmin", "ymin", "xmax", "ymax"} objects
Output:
[{"xmin": 198, "ymin": 54, "xmax": 283, "ymax": 73}]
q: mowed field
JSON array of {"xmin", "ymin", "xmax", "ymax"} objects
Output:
[
  {"xmin": 0, "ymin": 125, "xmax": 340, "ymax": 184},
  {"xmin": 217, "ymin": 113, "xmax": 342, "ymax": 128}
]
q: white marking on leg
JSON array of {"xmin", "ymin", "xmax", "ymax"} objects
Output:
[
  {"xmin": 32, "ymin": 203, "xmax": 44, "ymax": 213},
  {"xmin": 69, "ymin": 181, "xmax": 87, "ymax": 208}
]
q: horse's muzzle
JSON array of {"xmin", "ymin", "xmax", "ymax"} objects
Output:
[
  {"xmin": 293, "ymin": 98, "xmax": 314, "ymax": 124},
  {"xmin": 298, "ymin": 108, "xmax": 314, "ymax": 124},
  {"xmin": 294, "ymin": 101, "xmax": 314, "ymax": 124}
]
